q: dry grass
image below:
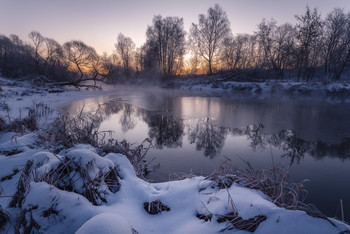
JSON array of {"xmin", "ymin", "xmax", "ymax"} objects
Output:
[
  {"xmin": 0, "ymin": 116, "xmax": 5, "ymax": 131},
  {"xmin": 9, "ymin": 160, "xmax": 33, "ymax": 208},
  {"xmin": 1, "ymin": 102, "xmax": 54, "ymax": 134},
  {"xmin": 41, "ymin": 111, "xmax": 102, "ymax": 148},
  {"xmin": 200, "ymin": 157, "xmax": 337, "ymax": 228},
  {"xmin": 217, "ymin": 213, "xmax": 267, "ymax": 232},
  {"xmin": 197, "ymin": 186, "xmax": 267, "ymax": 232},
  {"xmin": 42, "ymin": 158, "xmax": 120, "ymax": 205},
  {"xmin": 0, "ymin": 205, "xmax": 10, "ymax": 230},
  {"xmin": 5, "ymin": 114, "xmax": 37, "ymax": 133},
  {"xmin": 15, "ymin": 206, "xmax": 40, "ymax": 234},
  {"xmin": 7, "ymin": 152, "xmax": 122, "ymax": 232},
  {"xmin": 101, "ymin": 138, "xmax": 153, "ymax": 177},
  {"xmin": 10, "ymin": 157, "xmax": 121, "ymax": 207},
  {"xmin": 144, "ymin": 200, "xmax": 170, "ymax": 215},
  {"xmin": 40, "ymin": 110, "xmax": 153, "ymax": 177}
]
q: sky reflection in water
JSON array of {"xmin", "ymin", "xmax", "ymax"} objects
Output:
[{"xmin": 63, "ymin": 90, "xmax": 350, "ymax": 221}]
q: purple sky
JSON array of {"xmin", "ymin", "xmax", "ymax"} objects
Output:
[{"xmin": 1, "ymin": 0, "xmax": 350, "ymax": 54}]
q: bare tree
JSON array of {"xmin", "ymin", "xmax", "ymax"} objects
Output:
[
  {"xmin": 146, "ymin": 15, "xmax": 186, "ymax": 77},
  {"xmin": 221, "ymin": 36, "xmax": 237, "ymax": 71},
  {"xmin": 322, "ymin": 8, "xmax": 350, "ymax": 80},
  {"xmin": 295, "ymin": 6, "xmax": 323, "ymax": 81},
  {"xmin": 40, "ymin": 37, "xmax": 64, "ymax": 79},
  {"xmin": 63, "ymin": 40, "xmax": 97, "ymax": 79},
  {"xmin": 220, "ymin": 33, "xmax": 263, "ymax": 80},
  {"xmin": 115, "ymin": 33, "xmax": 135, "ymax": 75},
  {"xmin": 190, "ymin": 4, "xmax": 231, "ymax": 75},
  {"xmin": 28, "ymin": 31, "xmax": 45, "ymax": 72},
  {"xmin": 239, "ymin": 35, "xmax": 258, "ymax": 71},
  {"xmin": 62, "ymin": 40, "xmax": 105, "ymax": 88},
  {"xmin": 135, "ymin": 46, "xmax": 145, "ymax": 73},
  {"xmin": 256, "ymin": 19, "xmax": 277, "ymax": 72},
  {"xmin": 0, "ymin": 35, "xmax": 14, "ymax": 76},
  {"xmin": 98, "ymin": 53, "xmax": 121, "ymax": 82},
  {"xmin": 0, "ymin": 34, "xmax": 35, "ymax": 77},
  {"xmin": 187, "ymin": 51, "xmax": 204, "ymax": 75},
  {"xmin": 272, "ymin": 23, "xmax": 295, "ymax": 79},
  {"xmin": 256, "ymin": 20, "xmax": 295, "ymax": 79}
]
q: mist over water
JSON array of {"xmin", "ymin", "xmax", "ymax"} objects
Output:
[{"xmin": 62, "ymin": 87, "xmax": 350, "ymax": 221}]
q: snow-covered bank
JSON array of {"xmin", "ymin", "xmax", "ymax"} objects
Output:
[
  {"xmin": 0, "ymin": 141, "xmax": 349, "ymax": 233},
  {"xmin": 0, "ymin": 77, "xmax": 119, "ymax": 119},
  {"xmin": 1, "ymin": 77, "xmax": 350, "ymax": 233},
  {"xmin": 170, "ymin": 76, "xmax": 350, "ymax": 99}
]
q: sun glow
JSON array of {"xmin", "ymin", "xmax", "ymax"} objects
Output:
[
  {"xmin": 182, "ymin": 52, "xmax": 207, "ymax": 75},
  {"xmin": 184, "ymin": 52, "xmax": 192, "ymax": 62}
]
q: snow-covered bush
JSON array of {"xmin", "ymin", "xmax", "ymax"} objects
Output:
[
  {"xmin": 10, "ymin": 149, "xmax": 121, "ymax": 208},
  {"xmin": 41, "ymin": 111, "xmax": 153, "ymax": 177}
]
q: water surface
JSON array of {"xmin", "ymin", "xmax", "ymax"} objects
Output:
[{"xmin": 62, "ymin": 87, "xmax": 350, "ymax": 221}]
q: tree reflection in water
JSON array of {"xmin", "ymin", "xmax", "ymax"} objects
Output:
[
  {"xmin": 119, "ymin": 104, "xmax": 136, "ymax": 133},
  {"xmin": 230, "ymin": 124, "xmax": 266, "ymax": 151},
  {"xmin": 93, "ymin": 100, "xmax": 350, "ymax": 163},
  {"xmin": 142, "ymin": 112, "xmax": 184, "ymax": 149},
  {"xmin": 187, "ymin": 118, "xmax": 227, "ymax": 158},
  {"xmin": 230, "ymin": 125, "xmax": 350, "ymax": 165}
]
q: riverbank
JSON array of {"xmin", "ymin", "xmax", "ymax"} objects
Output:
[
  {"xmin": 0, "ymin": 77, "xmax": 349, "ymax": 233},
  {"xmin": 165, "ymin": 75, "xmax": 350, "ymax": 100}
]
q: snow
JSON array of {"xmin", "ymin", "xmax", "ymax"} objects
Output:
[
  {"xmin": 66, "ymin": 149, "xmax": 115, "ymax": 175},
  {"xmin": 173, "ymin": 76, "xmax": 350, "ymax": 102},
  {"xmin": 0, "ymin": 132, "xmax": 38, "ymax": 153},
  {"xmin": 0, "ymin": 77, "xmax": 349, "ymax": 233},
  {"xmin": 0, "ymin": 76, "xmax": 119, "ymax": 120},
  {"xmin": 1, "ymin": 144, "xmax": 349, "ymax": 233},
  {"xmin": 76, "ymin": 213, "xmax": 132, "ymax": 234}
]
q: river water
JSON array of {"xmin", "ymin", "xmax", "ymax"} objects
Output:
[{"xmin": 62, "ymin": 86, "xmax": 350, "ymax": 221}]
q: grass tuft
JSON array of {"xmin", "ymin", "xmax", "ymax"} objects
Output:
[
  {"xmin": 217, "ymin": 213, "xmax": 267, "ymax": 232},
  {"xmin": 40, "ymin": 109, "xmax": 153, "ymax": 177},
  {"xmin": 0, "ymin": 205, "xmax": 10, "ymax": 230},
  {"xmin": 144, "ymin": 200, "xmax": 170, "ymax": 215},
  {"xmin": 15, "ymin": 206, "xmax": 41, "ymax": 234},
  {"xmin": 200, "ymin": 157, "xmax": 338, "ymax": 228},
  {"xmin": 1, "ymin": 102, "xmax": 54, "ymax": 134}
]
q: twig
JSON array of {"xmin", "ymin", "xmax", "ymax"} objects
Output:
[{"xmin": 340, "ymin": 199, "xmax": 344, "ymax": 222}]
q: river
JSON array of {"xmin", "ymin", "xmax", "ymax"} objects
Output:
[{"xmin": 62, "ymin": 86, "xmax": 350, "ymax": 221}]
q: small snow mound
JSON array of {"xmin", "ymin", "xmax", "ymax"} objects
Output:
[
  {"xmin": 75, "ymin": 213, "xmax": 133, "ymax": 234},
  {"xmin": 0, "ymin": 133, "xmax": 38, "ymax": 153},
  {"xmin": 70, "ymin": 144, "xmax": 98, "ymax": 153},
  {"xmin": 66, "ymin": 149, "xmax": 114, "ymax": 174},
  {"xmin": 32, "ymin": 151, "xmax": 61, "ymax": 176},
  {"xmin": 105, "ymin": 153, "xmax": 137, "ymax": 179}
]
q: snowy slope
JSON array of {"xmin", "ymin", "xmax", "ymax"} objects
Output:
[{"xmin": 0, "ymin": 142, "xmax": 349, "ymax": 233}]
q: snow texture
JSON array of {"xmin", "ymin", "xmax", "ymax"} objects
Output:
[{"xmin": 0, "ymin": 144, "xmax": 348, "ymax": 233}]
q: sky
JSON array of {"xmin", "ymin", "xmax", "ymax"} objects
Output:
[{"xmin": 1, "ymin": 0, "xmax": 350, "ymax": 55}]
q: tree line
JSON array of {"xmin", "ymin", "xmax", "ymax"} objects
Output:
[{"xmin": 1, "ymin": 4, "xmax": 350, "ymax": 86}]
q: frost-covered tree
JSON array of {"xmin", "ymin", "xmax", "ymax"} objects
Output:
[
  {"xmin": 146, "ymin": 15, "xmax": 186, "ymax": 77},
  {"xmin": 115, "ymin": 33, "xmax": 135, "ymax": 75},
  {"xmin": 190, "ymin": 4, "xmax": 231, "ymax": 75}
]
